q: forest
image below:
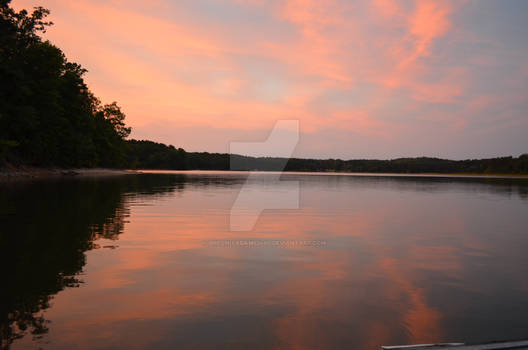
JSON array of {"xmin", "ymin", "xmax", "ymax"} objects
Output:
[
  {"xmin": 1, "ymin": 2, "xmax": 527, "ymax": 175},
  {"xmin": 0, "ymin": 2, "xmax": 130, "ymax": 167},
  {"xmin": 126, "ymin": 140, "xmax": 528, "ymax": 174}
]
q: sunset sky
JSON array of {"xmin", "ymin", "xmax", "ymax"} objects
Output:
[{"xmin": 13, "ymin": 0, "xmax": 528, "ymax": 159}]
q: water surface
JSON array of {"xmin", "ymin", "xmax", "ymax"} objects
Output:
[{"xmin": 1, "ymin": 172, "xmax": 528, "ymax": 349}]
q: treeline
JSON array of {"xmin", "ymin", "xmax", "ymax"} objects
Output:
[
  {"xmin": 124, "ymin": 139, "xmax": 528, "ymax": 174},
  {"xmin": 1, "ymin": 2, "xmax": 130, "ymax": 167},
  {"xmin": 285, "ymin": 155, "xmax": 528, "ymax": 174}
]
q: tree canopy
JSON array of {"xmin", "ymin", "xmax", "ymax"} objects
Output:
[
  {"xmin": 123, "ymin": 140, "xmax": 528, "ymax": 175},
  {"xmin": 0, "ymin": 0, "xmax": 130, "ymax": 167}
]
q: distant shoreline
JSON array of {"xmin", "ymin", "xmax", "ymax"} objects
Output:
[
  {"xmin": 2, "ymin": 166, "xmax": 528, "ymax": 181},
  {"xmin": 137, "ymin": 169, "xmax": 528, "ymax": 179}
]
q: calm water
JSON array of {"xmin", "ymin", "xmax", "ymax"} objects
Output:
[{"xmin": 1, "ymin": 172, "xmax": 528, "ymax": 350}]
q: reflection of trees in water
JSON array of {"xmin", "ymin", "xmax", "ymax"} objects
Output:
[
  {"xmin": 288, "ymin": 174, "xmax": 528, "ymax": 199},
  {"xmin": 89, "ymin": 206, "xmax": 130, "ymax": 245},
  {"xmin": 0, "ymin": 174, "xmax": 184, "ymax": 349}
]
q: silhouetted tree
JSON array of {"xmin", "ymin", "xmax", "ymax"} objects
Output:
[{"xmin": 0, "ymin": 1, "xmax": 131, "ymax": 167}]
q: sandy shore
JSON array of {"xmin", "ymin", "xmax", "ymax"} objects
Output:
[{"xmin": 0, "ymin": 165, "xmax": 137, "ymax": 180}]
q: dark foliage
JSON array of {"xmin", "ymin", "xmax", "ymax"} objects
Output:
[
  {"xmin": 0, "ymin": 1, "xmax": 130, "ymax": 167},
  {"xmin": 283, "ymin": 155, "xmax": 528, "ymax": 174},
  {"xmin": 125, "ymin": 139, "xmax": 186, "ymax": 170},
  {"xmin": 124, "ymin": 139, "xmax": 528, "ymax": 174}
]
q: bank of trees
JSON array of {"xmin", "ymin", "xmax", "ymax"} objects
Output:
[
  {"xmin": 283, "ymin": 155, "xmax": 528, "ymax": 174},
  {"xmin": 123, "ymin": 140, "xmax": 528, "ymax": 174},
  {"xmin": 1, "ymin": 1, "xmax": 130, "ymax": 167}
]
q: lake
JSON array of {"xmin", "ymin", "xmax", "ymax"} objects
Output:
[{"xmin": 1, "ymin": 171, "xmax": 528, "ymax": 349}]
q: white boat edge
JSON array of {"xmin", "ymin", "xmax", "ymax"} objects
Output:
[{"xmin": 381, "ymin": 339, "xmax": 528, "ymax": 350}]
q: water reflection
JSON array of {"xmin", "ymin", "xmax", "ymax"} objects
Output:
[
  {"xmin": 0, "ymin": 175, "xmax": 184, "ymax": 349},
  {"xmin": 1, "ymin": 173, "xmax": 528, "ymax": 350}
]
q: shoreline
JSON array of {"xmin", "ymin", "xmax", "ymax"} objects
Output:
[
  {"xmin": 0, "ymin": 166, "xmax": 137, "ymax": 180},
  {"xmin": 138, "ymin": 169, "xmax": 528, "ymax": 178},
  {"xmin": 2, "ymin": 166, "xmax": 527, "ymax": 180}
]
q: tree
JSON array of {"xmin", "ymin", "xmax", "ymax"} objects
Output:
[
  {"xmin": 0, "ymin": 0, "xmax": 132, "ymax": 168},
  {"xmin": 103, "ymin": 102, "xmax": 131, "ymax": 139}
]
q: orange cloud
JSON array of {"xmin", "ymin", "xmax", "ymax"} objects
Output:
[{"xmin": 407, "ymin": 0, "xmax": 454, "ymax": 63}]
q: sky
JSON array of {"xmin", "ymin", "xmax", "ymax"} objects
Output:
[{"xmin": 13, "ymin": 0, "xmax": 528, "ymax": 159}]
